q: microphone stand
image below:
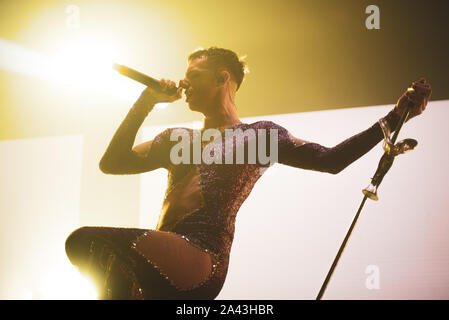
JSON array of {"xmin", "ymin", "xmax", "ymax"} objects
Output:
[{"xmin": 316, "ymin": 91, "xmax": 418, "ymax": 300}]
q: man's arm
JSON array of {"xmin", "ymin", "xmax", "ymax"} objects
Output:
[
  {"xmin": 277, "ymin": 79, "xmax": 431, "ymax": 174},
  {"xmin": 99, "ymin": 78, "xmax": 182, "ymax": 175},
  {"xmin": 275, "ymin": 109, "xmax": 401, "ymax": 174},
  {"xmin": 99, "ymin": 99, "xmax": 165, "ymax": 175}
]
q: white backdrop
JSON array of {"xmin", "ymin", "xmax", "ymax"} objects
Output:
[
  {"xmin": 1, "ymin": 100, "xmax": 447, "ymax": 299},
  {"xmin": 0, "ymin": 135, "xmax": 88, "ymax": 299}
]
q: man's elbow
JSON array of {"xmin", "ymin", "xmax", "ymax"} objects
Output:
[
  {"xmin": 99, "ymin": 154, "xmax": 136, "ymax": 174},
  {"xmin": 99, "ymin": 160, "xmax": 111, "ymax": 174},
  {"xmin": 99, "ymin": 158, "xmax": 118, "ymax": 174},
  {"xmin": 328, "ymin": 166, "xmax": 343, "ymax": 175}
]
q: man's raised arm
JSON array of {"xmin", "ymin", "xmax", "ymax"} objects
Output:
[
  {"xmin": 99, "ymin": 79, "xmax": 182, "ymax": 174},
  {"xmin": 99, "ymin": 96, "xmax": 157, "ymax": 174},
  {"xmin": 275, "ymin": 109, "xmax": 400, "ymax": 174},
  {"xmin": 276, "ymin": 78, "xmax": 431, "ymax": 174}
]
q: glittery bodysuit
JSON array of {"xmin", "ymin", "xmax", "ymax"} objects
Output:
[{"xmin": 65, "ymin": 102, "xmax": 400, "ymax": 300}]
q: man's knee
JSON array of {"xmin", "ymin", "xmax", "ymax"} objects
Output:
[{"xmin": 65, "ymin": 227, "xmax": 92, "ymax": 265}]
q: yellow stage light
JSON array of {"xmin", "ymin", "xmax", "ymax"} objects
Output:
[
  {"xmin": 36, "ymin": 263, "xmax": 98, "ymax": 300},
  {"xmin": 0, "ymin": 37, "xmax": 144, "ymax": 102}
]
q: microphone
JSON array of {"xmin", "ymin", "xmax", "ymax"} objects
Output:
[{"xmin": 113, "ymin": 63, "xmax": 179, "ymax": 96}]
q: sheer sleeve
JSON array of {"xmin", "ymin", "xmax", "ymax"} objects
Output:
[
  {"xmin": 143, "ymin": 128, "xmax": 174, "ymax": 170},
  {"xmin": 269, "ymin": 109, "xmax": 401, "ymax": 174},
  {"xmin": 99, "ymin": 100, "xmax": 175, "ymax": 174}
]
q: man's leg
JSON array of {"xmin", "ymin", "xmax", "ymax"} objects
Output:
[{"xmin": 65, "ymin": 226, "xmax": 144, "ymax": 299}]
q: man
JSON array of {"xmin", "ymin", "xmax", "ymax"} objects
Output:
[{"xmin": 65, "ymin": 47, "xmax": 432, "ymax": 299}]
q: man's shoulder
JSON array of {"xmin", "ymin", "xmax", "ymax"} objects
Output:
[
  {"xmin": 153, "ymin": 127, "xmax": 193, "ymax": 144},
  {"xmin": 247, "ymin": 120, "xmax": 287, "ymax": 131},
  {"xmin": 158, "ymin": 126, "xmax": 194, "ymax": 135}
]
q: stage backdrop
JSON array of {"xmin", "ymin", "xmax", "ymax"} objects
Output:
[{"xmin": 0, "ymin": 100, "xmax": 448, "ymax": 299}]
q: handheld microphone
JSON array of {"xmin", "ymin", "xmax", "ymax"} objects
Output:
[{"xmin": 113, "ymin": 63, "xmax": 179, "ymax": 96}]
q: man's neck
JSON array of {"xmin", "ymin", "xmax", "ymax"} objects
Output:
[
  {"xmin": 202, "ymin": 116, "xmax": 242, "ymax": 131},
  {"xmin": 202, "ymin": 103, "xmax": 242, "ymax": 131},
  {"xmin": 201, "ymin": 87, "xmax": 243, "ymax": 130}
]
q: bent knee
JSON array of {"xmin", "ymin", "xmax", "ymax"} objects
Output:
[{"xmin": 65, "ymin": 227, "xmax": 94, "ymax": 265}]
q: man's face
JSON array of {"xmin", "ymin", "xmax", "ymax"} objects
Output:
[{"xmin": 180, "ymin": 56, "xmax": 219, "ymax": 112}]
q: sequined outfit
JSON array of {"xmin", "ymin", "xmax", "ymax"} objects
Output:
[{"xmin": 65, "ymin": 102, "xmax": 400, "ymax": 299}]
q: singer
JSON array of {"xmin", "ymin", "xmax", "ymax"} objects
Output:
[{"xmin": 64, "ymin": 47, "xmax": 431, "ymax": 299}]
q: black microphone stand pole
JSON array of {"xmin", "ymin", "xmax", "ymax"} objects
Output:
[{"xmin": 316, "ymin": 92, "xmax": 418, "ymax": 300}]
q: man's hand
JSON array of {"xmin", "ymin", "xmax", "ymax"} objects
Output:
[
  {"xmin": 394, "ymin": 77, "xmax": 432, "ymax": 122},
  {"xmin": 136, "ymin": 78, "xmax": 183, "ymax": 110}
]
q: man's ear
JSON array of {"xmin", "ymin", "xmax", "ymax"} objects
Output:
[{"xmin": 216, "ymin": 70, "xmax": 231, "ymax": 85}]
